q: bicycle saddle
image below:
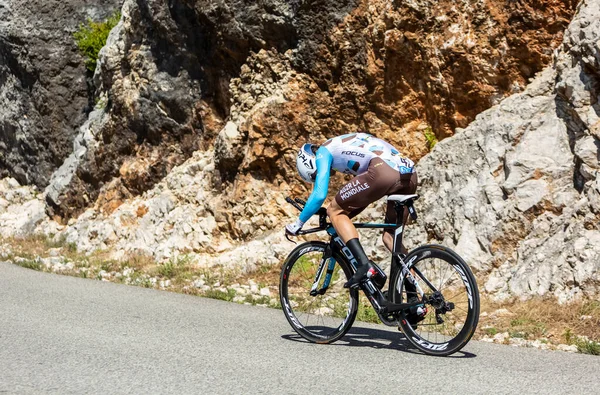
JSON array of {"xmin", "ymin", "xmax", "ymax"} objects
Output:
[{"xmin": 387, "ymin": 194, "xmax": 419, "ymax": 203}]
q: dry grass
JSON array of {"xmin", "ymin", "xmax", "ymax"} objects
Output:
[
  {"xmin": 4, "ymin": 234, "xmax": 77, "ymax": 259},
  {"xmin": 236, "ymin": 263, "xmax": 281, "ymax": 286},
  {"xmin": 478, "ymin": 296, "xmax": 600, "ymax": 345}
]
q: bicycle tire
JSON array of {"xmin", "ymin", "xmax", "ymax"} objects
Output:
[
  {"xmin": 391, "ymin": 245, "xmax": 480, "ymax": 356},
  {"xmin": 279, "ymin": 241, "xmax": 359, "ymax": 344}
]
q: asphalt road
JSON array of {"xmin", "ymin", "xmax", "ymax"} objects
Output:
[{"xmin": 1, "ymin": 262, "xmax": 599, "ymax": 394}]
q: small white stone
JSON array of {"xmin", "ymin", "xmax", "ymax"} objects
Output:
[
  {"xmin": 259, "ymin": 287, "xmax": 271, "ymax": 297},
  {"xmin": 6, "ymin": 178, "xmax": 20, "ymax": 189},
  {"xmin": 491, "ymin": 308, "xmax": 514, "ymax": 318},
  {"xmin": 509, "ymin": 337, "xmax": 527, "ymax": 347},
  {"xmin": 192, "ymin": 279, "xmax": 205, "ymax": 288},
  {"xmin": 556, "ymin": 344, "xmax": 579, "ymax": 353},
  {"xmin": 493, "ymin": 332, "xmax": 510, "ymax": 342},
  {"xmin": 48, "ymin": 248, "xmax": 61, "ymax": 257}
]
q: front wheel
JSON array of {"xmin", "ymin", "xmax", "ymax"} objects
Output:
[
  {"xmin": 391, "ymin": 245, "xmax": 480, "ymax": 356},
  {"xmin": 279, "ymin": 241, "xmax": 359, "ymax": 344}
]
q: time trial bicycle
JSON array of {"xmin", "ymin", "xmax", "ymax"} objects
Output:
[{"xmin": 279, "ymin": 194, "xmax": 480, "ymax": 356}]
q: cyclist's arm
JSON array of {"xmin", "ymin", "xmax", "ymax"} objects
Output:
[{"xmin": 299, "ymin": 147, "xmax": 333, "ymax": 223}]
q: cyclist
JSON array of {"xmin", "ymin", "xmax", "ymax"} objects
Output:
[{"xmin": 285, "ymin": 132, "xmax": 417, "ymax": 289}]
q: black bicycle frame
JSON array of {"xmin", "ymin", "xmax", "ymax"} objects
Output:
[{"xmin": 287, "ymin": 197, "xmax": 425, "ymax": 320}]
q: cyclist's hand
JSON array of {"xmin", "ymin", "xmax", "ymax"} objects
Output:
[{"xmin": 285, "ymin": 219, "xmax": 304, "ymax": 236}]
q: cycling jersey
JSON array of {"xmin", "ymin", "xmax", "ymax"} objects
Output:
[
  {"xmin": 322, "ymin": 133, "xmax": 414, "ymax": 175},
  {"xmin": 299, "ymin": 133, "xmax": 415, "ymax": 223}
]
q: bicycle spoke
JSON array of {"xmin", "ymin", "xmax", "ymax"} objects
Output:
[
  {"xmin": 449, "ymin": 305, "xmax": 469, "ymax": 314},
  {"xmin": 436, "ymin": 260, "xmax": 454, "ymax": 292},
  {"xmin": 443, "ymin": 288, "xmax": 468, "ymax": 301},
  {"xmin": 393, "ymin": 246, "xmax": 479, "ymax": 356},
  {"xmin": 281, "ymin": 243, "xmax": 358, "ymax": 343}
]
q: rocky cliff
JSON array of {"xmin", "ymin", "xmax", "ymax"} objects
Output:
[
  {"xmin": 407, "ymin": 0, "xmax": 600, "ymax": 302},
  {"xmin": 39, "ymin": 0, "xmax": 576, "ymax": 223},
  {"xmin": 0, "ymin": 0, "xmax": 122, "ymax": 186},
  {"xmin": 2, "ymin": 0, "xmax": 597, "ymax": 302}
]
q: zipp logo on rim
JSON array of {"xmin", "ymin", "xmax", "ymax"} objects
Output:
[
  {"xmin": 413, "ymin": 337, "xmax": 449, "ymax": 351},
  {"xmin": 454, "ymin": 264, "xmax": 474, "ymax": 308},
  {"xmin": 406, "ymin": 254, "xmax": 417, "ymax": 267},
  {"xmin": 299, "ymin": 246, "xmax": 323, "ymax": 255}
]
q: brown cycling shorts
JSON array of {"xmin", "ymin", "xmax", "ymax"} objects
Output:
[{"xmin": 334, "ymin": 157, "xmax": 418, "ymax": 223}]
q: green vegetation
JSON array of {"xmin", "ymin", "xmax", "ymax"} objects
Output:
[
  {"xmin": 14, "ymin": 258, "xmax": 42, "ymax": 271},
  {"xmin": 158, "ymin": 260, "xmax": 178, "ymax": 278},
  {"xmin": 423, "ymin": 127, "xmax": 438, "ymax": 151},
  {"xmin": 27, "ymin": 233, "xmax": 77, "ymax": 254},
  {"xmin": 251, "ymin": 295, "xmax": 273, "ymax": 306},
  {"xmin": 580, "ymin": 300, "xmax": 600, "ymax": 316},
  {"xmin": 73, "ymin": 11, "xmax": 121, "ymax": 72},
  {"xmin": 576, "ymin": 339, "xmax": 600, "ymax": 355},
  {"xmin": 483, "ymin": 327, "xmax": 498, "ymax": 336},
  {"xmin": 356, "ymin": 299, "xmax": 380, "ymax": 323},
  {"xmin": 294, "ymin": 254, "xmax": 316, "ymax": 273},
  {"xmin": 508, "ymin": 317, "xmax": 547, "ymax": 339},
  {"xmin": 204, "ymin": 288, "xmax": 237, "ymax": 302},
  {"xmin": 94, "ymin": 95, "xmax": 108, "ymax": 110},
  {"xmin": 564, "ymin": 328, "xmax": 600, "ymax": 355}
]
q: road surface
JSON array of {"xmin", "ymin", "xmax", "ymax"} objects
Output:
[{"xmin": 1, "ymin": 262, "xmax": 598, "ymax": 394}]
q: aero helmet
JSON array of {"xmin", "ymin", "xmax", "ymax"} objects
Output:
[{"xmin": 296, "ymin": 143, "xmax": 317, "ymax": 183}]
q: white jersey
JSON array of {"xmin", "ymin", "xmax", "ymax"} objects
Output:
[{"xmin": 321, "ymin": 133, "xmax": 414, "ymax": 175}]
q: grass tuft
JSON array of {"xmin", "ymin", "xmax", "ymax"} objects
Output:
[
  {"xmin": 73, "ymin": 11, "xmax": 121, "ymax": 72},
  {"xmin": 356, "ymin": 299, "xmax": 380, "ymax": 323},
  {"xmin": 204, "ymin": 288, "xmax": 236, "ymax": 302},
  {"xmin": 423, "ymin": 126, "xmax": 438, "ymax": 151},
  {"xmin": 15, "ymin": 258, "xmax": 42, "ymax": 271},
  {"xmin": 483, "ymin": 327, "xmax": 498, "ymax": 336},
  {"xmin": 577, "ymin": 339, "xmax": 600, "ymax": 355}
]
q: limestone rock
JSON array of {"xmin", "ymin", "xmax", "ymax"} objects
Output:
[
  {"xmin": 0, "ymin": 178, "xmax": 47, "ymax": 237},
  {"xmin": 40, "ymin": 0, "xmax": 577, "ymax": 221},
  {"xmin": 0, "ymin": 0, "xmax": 122, "ymax": 187},
  {"xmin": 405, "ymin": 0, "xmax": 600, "ymax": 302}
]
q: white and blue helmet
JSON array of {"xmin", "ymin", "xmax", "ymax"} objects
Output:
[{"xmin": 296, "ymin": 143, "xmax": 317, "ymax": 183}]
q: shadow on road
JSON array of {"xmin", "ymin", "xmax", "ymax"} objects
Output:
[{"xmin": 282, "ymin": 327, "xmax": 477, "ymax": 359}]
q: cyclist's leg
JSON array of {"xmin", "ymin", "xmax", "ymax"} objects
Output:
[
  {"xmin": 381, "ymin": 170, "xmax": 418, "ymax": 252},
  {"xmin": 382, "ymin": 171, "xmax": 422, "ymax": 322},
  {"xmin": 327, "ymin": 200, "xmax": 372, "ymax": 287},
  {"xmin": 328, "ymin": 158, "xmax": 401, "ymax": 287},
  {"xmin": 326, "ymin": 200, "xmax": 359, "ymax": 243}
]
